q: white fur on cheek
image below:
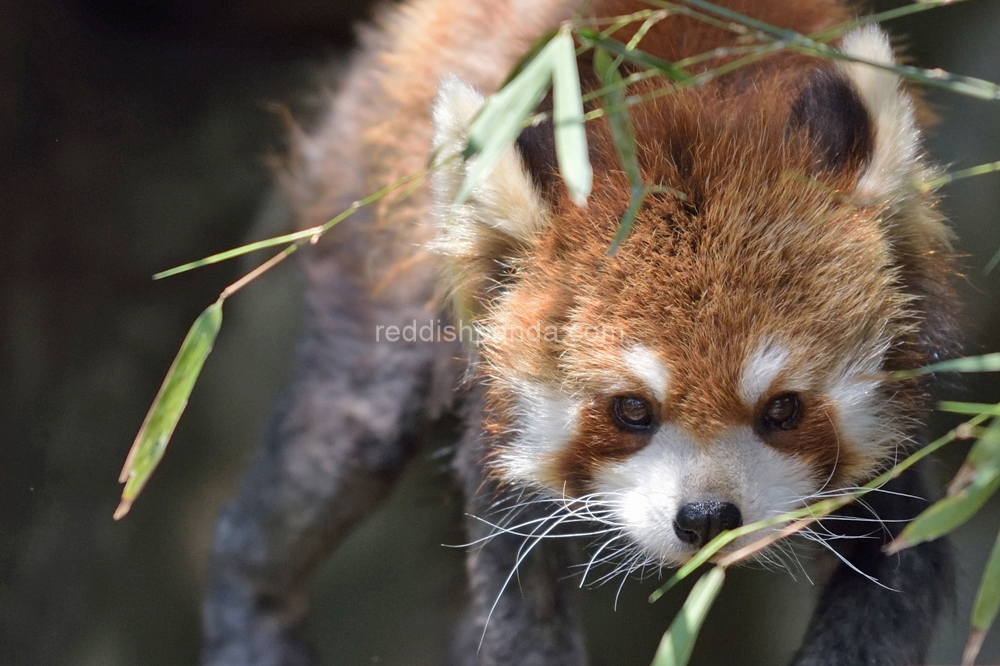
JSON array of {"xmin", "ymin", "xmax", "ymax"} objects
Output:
[
  {"xmin": 495, "ymin": 379, "xmax": 580, "ymax": 486},
  {"xmin": 592, "ymin": 426, "xmax": 815, "ymax": 564},
  {"xmin": 739, "ymin": 342, "xmax": 790, "ymax": 407},
  {"xmin": 622, "ymin": 345, "xmax": 670, "ymax": 403},
  {"xmin": 826, "ymin": 344, "xmax": 895, "ymax": 474}
]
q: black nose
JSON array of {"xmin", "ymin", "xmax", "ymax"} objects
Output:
[{"xmin": 673, "ymin": 501, "xmax": 743, "ymax": 548}]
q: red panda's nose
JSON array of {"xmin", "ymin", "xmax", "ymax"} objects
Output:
[{"xmin": 673, "ymin": 501, "xmax": 743, "ymax": 548}]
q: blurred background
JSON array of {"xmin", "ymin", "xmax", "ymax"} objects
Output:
[{"xmin": 1, "ymin": 0, "xmax": 998, "ymax": 664}]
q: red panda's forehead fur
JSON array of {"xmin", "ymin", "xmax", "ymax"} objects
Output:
[{"xmin": 480, "ymin": 75, "xmax": 921, "ymax": 487}]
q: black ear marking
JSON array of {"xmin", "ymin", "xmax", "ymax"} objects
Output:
[
  {"xmin": 515, "ymin": 120, "xmax": 559, "ymax": 191},
  {"xmin": 790, "ymin": 68, "xmax": 874, "ymax": 173}
]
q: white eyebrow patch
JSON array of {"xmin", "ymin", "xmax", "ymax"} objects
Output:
[
  {"xmin": 740, "ymin": 342, "xmax": 790, "ymax": 406},
  {"xmin": 623, "ymin": 345, "xmax": 670, "ymax": 402}
]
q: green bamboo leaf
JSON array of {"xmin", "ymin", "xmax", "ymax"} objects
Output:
[
  {"xmin": 966, "ymin": 423, "xmax": 1000, "ymax": 471},
  {"xmin": 626, "ymin": 10, "xmax": 669, "ymax": 51},
  {"xmin": 939, "ymin": 402, "xmax": 1000, "ymax": 417},
  {"xmin": 609, "ymin": 186, "xmax": 646, "ymax": 254},
  {"xmin": 157, "ymin": 165, "xmax": 428, "ymax": 280},
  {"xmin": 153, "ymin": 229, "xmax": 320, "ymax": 279},
  {"xmin": 986, "ymin": 246, "xmax": 1000, "ymax": 275},
  {"xmin": 457, "ymin": 36, "xmax": 554, "ymax": 206},
  {"xmin": 809, "ymin": 0, "xmax": 971, "ymax": 44},
  {"xmin": 115, "ymin": 300, "xmax": 224, "ymax": 519},
  {"xmin": 594, "ymin": 46, "xmax": 645, "ymax": 252},
  {"xmin": 949, "ymin": 422, "xmax": 1000, "ymax": 497},
  {"xmin": 973, "ymin": 530, "xmax": 1000, "ymax": 630},
  {"xmin": 598, "ymin": 8, "xmax": 661, "ymax": 41},
  {"xmin": 891, "ymin": 353, "xmax": 1000, "ymax": 379},
  {"xmin": 966, "ymin": 530, "xmax": 1000, "ymax": 665},
  {"xmin": 578, "ymin": 29, "xmax": 693, "ymax": 83},
  {"xmin": 887, "ymin": 463, "xmax": 1000, "ymax": 553},
  {"xmin": 551, "ymin": 30, "xmax": 592, "ymax": 207},
  {"xmin": 835, "ymin": 58, "xmax": 1000, "ymax": 101},
  {"xmin": 594, "ymin": 47, "xmax": 641, "ymax": 188},
  {"xmin": 680, "ymin": 0, "xmax": 1000, "ymax": 100},
  {"xmin": 919, "ymin": 159, "xmax": 1000, "ymax": 193},
  {"xmin": 502, "ymin": 29, "xmax": 559, "ymax": 87},
  {"xmin": 649, "ymin": 567, "xmax": 726, "ymax": 666}
]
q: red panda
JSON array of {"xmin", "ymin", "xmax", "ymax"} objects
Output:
[{"xmin": 203, "ymin": 1, "xmax": 956, "ymax": 664}]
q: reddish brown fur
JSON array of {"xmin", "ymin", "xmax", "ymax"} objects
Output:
[
  {"xmin": 289, "ymin": 0, "xmax": 954, "ymax": 495},
  {"xmin": 487, "ymin": 72, "xmax": 907, "ymax": 475},
  {"xmin": 475, "ymin": 6, "xmax": 947, "ymax": 491}
]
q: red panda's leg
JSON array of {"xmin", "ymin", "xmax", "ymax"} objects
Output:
[
  {"xmin": 448, "ymin": 389, "xmax": 590, "ymax": 666},
  {"xmin": 202, "ymin": 248, "xmax": 461, "ymax": 666},
  {"xmin": 791, "ymin": 467, "xmax": 953, "ymax": 666}
]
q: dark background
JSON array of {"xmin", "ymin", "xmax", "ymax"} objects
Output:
[{"xmin": 2, "ymin": 1, "xmax": 999, "ymax": 664}]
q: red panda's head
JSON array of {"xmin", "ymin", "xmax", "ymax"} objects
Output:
[{"xmin": 430, "ymin": 27, "xmax": 954, "ymax": 564}]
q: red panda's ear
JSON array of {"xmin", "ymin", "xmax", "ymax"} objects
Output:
[
  {"xmin": 833, "ymin": 27, "xmax": 923, "ymax": 205},
  {"xmin": 514, "ymin": 119, "xmax": 559, "ymax": 192},
  {"xmin": 790, "ymin": 66, "xmax": 874, "ymax": 175},
  {"xmin": 430, "ymin": 77, "xmax": 551, "ymax": 316},
  {"xmin": 793, "ymin": 27, "xmax": 951, "ymax": 250}
]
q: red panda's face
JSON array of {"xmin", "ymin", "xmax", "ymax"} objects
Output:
[
  {"xmin": 475, "ymin": 162, "xmax": 915, "ymax": 563},
  {"xmin": 431, "ymin": 28, "xmax": 949, "ymax": 563},
  {"xmin": 480, "ymin": 188, "xmax": 911, "ymax": 559}
]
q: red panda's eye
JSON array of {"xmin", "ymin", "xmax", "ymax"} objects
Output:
[
  {"xmin": 761, "ymin": 393, "xmax": 801, "ymax": 431},
  {"xmin": 611, "ymin": 396, "xmax": 655, "ymax": 432}
]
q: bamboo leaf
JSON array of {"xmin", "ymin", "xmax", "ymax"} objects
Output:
[
  {"xmin": 966, "ymin": 423, "xmax": 1000, "ymax": 472},
  {"xmin": 987, "ymin": 246, "xmax": 1000, "ymax": 275},
  {"xmin": 595, "ymin": 46, "xmax": 646, "ymax": 252},
  {"xmin": 966, "ymin": 530, "xmax": 1000, "ymax": 666},
  {"xmin": 594, "ymin": 47, "xmax": 641, "ymax": 188},
  {"xmin": 680, "ymin": 0, "xmax": 1000, "ymax": 100},
  {"xmin": 939, "ymin": 402, "xmax": 1000, "ymax": 417},
  {"xmin": 649, "ymin": 567, "xmax": 726, "ymax": 666},
  {"xmin": 114, "ymin": 300, "xmax": 224, "ymax": 519},
  {"xmin": 155, "ymin": 165, "xmax": 427, "ymax": 280},
  {"xmin": 626, "ymin": 10, "xmax": 669, "ymax": 50},
  {"xmin": 578, "ymin": 29, "xmax": 693, "ymax": 83},
  {"xmin": 948, "ymin": 422, "xmax": 1000, "ymax": 497},
  {"xmin": 920, "ymin": 159, "xmax": 1000, "ymax": 193},
  {"xmin": 891, "ymin": 353, "xmax": 1000, "ymax": 379},
  {"xmin": 609, "ymin": 186, "xmax": 646, "ymax": 254},
  {"xmin": 551, "ymin": 30, "xmax": 592, "ymax": 207},
  {"xmin": 154, "ymin": 229, "xmax": 320, "ymax": 279},
  {"xmin": 848, "ymin": 59, "xmax": 1000, "ymax": 101},
  {"xmin": 810, "ymin": 0, "xmax": 972, "ymax": 44},
  {"xmin": 886, "ymin": 462, "xmax": 1000, "ymax": 554},
  {"xmin": 502, "ymin": 29, "xmax": 559, "ymax": 87}
]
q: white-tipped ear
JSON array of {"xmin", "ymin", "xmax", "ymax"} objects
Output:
[
  {"xmin": 430, "ymin": 76, "xmax": 550, "ymax": 310},
  {"xmin": 836, "ymin": 27, "xmax": 918, "ymax": 204},
  {"xmin": 836, "ymin": 27, "xmax": 951, "ymax": 247}
]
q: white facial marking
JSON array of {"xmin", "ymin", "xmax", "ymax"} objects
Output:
[
  {"xmin": 496, "ymin": 379, "xmax": 579, "ymax": 485},
  {"xmin": 593, "ymin": 425, "xmax": 815, "ymax": 564},
  {"xmin": 740, "ymin": 342, "xmax": 791, "ymax": 407},
  {"xmin": 827, "ymin": 343, "xmax": 892, "ymax": 468},
  {"xmin": 622, "ymin": 345, "xmax": 670, "ymax": 403}
]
